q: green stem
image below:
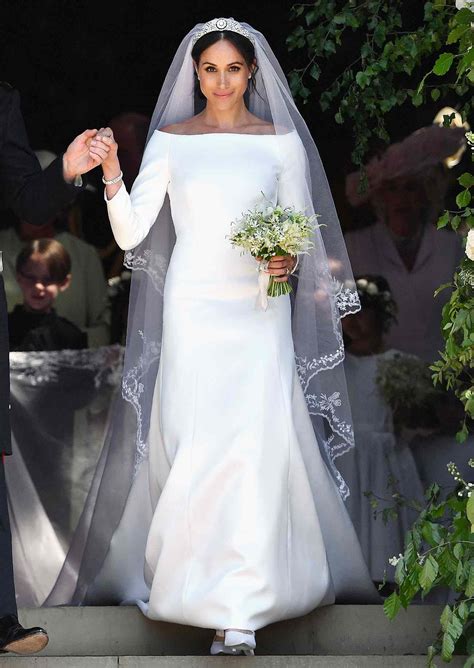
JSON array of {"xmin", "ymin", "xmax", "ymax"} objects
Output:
[{"xmin": 268, "ymin": 276, "xmax": 293, "ymax": 298}]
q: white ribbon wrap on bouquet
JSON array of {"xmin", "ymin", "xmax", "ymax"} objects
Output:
[{"xmin": 257, "ymin": 263, "xmax": 271, "ymax": 310}]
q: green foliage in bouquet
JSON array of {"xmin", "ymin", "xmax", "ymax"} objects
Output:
[{"xmin": 229, "ymin": 203, "xmax": 316, "ymax": 298}]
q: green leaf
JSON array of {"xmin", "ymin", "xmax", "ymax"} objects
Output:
[
  {"xmin": 395, "ymin": 556, "xmax": 406, "ymax": 586},
  {"xmin": 356, "ymin": 71, "xmax": 369, "ymax": 88},
  {"xmin": 438, "ymin": 547, "xmax": 458, "ymax": 579},
  {"xmin": 433, "ymin": 52, "xmax": 454, "ymax": 76},
  {"xmin": 383, "ymin": 591, "xmax": 402, "ymax": 619},
  {"xmin": 467, "ymin": 494, "xmax": 474, "ymax": 533},
  {"xmin": 437, "ymin": 211, "xmax": 450, "ymax": 229},
  {"xmin": 447, "ymin": 24, "xmax": 469, "ymax": 45},
  {"xmin": 457, "ymin": 422, "xmax": 469, "ymax": 444},
  {"xmin": 456, "ymin": 558, "xmax": 466, "ymax": 588},
  {"xmin": 422, "ymin": 521, "xmax": 442, "ymax": 547},
  {"xmin": 459, "ymin": 172, "xmax": 474, "ymax": 189},
  {"xmin": 454, "ymin": 543, "xmax": 464, "ymax": 561},
  {"xmin": 456, "ymin": 7, "xmax": 474, "ymax": 24},
  {"xmin": 457, "ymin": 601, "xmax": 468, "ymax": 622},
  {"xmin": 310, "ymin": 63, "xmax": 321, "ymax": 81},
  {"xmin": 444, "ymin": 613, "xmax": 464, "ymax": 661},
  {"xmin": 440, "ymin": 604, "xmax": 452, "ymax": 631},
  {"xmin": 451, "ymin": 215, "xmax": 462, "ymax": 231},
  {"xmin": 442, "ymin": 627, "xmax": 455, "ymax": 662},
  {"xmin": 427, "ymin": 645, "xmax": 437, "ymax": 667},
  {"xmin": 457, "ymin": 189, "xmax": 472, "ymax": 208},
  {"xmin": 419, "ymin": 554, "xmax": 439, "ymax": 591},
  {"xmin": 465, "ymin": 564, "xmax": 474, "ymax": 597},
  {"xmin": 434, "ymin": 281, "xmax": 452, "ymax": 296},
  {"xmin": 431, "ymin": 88, "xmax": 441, "ymax": 101},
  {"xmin": 460, "ymin": 49, "xmax": 474, "ymax": 73}
]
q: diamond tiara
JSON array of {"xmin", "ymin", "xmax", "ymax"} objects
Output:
[{"xmin": 191, "ymin": 18, "xmax": 255, "ymax": 46}]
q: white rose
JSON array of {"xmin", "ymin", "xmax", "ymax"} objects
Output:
[
  {"xmin": 466, "ymin": 229, "xmax": 474, "ymax": 261},
  {"xmin": 367, "ymin": 282, "xmax": 379, "ymax": 295},
  {"xmin": 356, "ymin": 278, "xmax": 368, "ymax": 288},
  {"xmin": 456, "ymin": 0, "xmax": 474, "ymax": 8}
]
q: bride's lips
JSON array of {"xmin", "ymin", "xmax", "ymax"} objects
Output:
[{"xmin": 214, "ymin": 92, "xmax": 233, "ymax": 98}]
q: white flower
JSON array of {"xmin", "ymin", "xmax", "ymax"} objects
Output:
[
  {"xmin": 367, "ymin": 282, "xmax": 379, "ymax": 296},
  {"xmin": 456, "ymin": 0, "xmax": 474, "ymax": 8},
  {"xmin": 466, "ymin": 229, "xmax": 474, "ymax": 261},
  {"xmin": 388, "ymin": 555, "xmax": 401, "ymax": 566},
  {"xmin": 356, "ymin": 279, "xmax": 368, "ymax": 289}
]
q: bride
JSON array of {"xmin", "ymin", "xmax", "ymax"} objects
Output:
[{"xmin": 48, "ymin": 18, "xmax": 377, "ymax": 655}]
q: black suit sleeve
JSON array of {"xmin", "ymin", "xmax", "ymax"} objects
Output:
[{"xmin": 0, "ymin": 87, "xmax": 83, "ymax": 226}]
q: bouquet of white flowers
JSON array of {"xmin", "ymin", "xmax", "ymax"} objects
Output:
[{"xmin": 229, "ymin": 202, "xmax": 317, "ymax": 307}]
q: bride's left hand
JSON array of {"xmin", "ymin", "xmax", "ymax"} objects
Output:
[{"xmin": 259, "ymin": 255, "xmax": 296, "ymax": 283}]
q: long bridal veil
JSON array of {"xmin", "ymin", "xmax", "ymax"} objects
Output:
[{"xmin": 47, "ymin": 19, "xmax": 362, "ymax": 606}]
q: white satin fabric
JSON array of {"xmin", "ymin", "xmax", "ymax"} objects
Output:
[{"xmin": 90, "ymin": 130, "xmax": 376, "ymax": 631}]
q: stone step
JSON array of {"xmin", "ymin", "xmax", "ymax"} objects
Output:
[
  {"xmin": 0, "ymin": 658, "xmax": 467, "ymax": 667},
  {"xmin": 11, "ymin": 606, "xmax": 450, "ymax": 657}
]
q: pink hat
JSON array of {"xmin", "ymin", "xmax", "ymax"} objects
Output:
[{"xmin": 345, "ymin": 125, "xmax": 466, "ymax": 207}]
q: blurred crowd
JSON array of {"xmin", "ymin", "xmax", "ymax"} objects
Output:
[{"xmin": 0, "ymin": 111, "xmax": 151, "ymax": 351}]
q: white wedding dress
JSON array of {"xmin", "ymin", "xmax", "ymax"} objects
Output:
[{"xmin": 87, "ymin": 130, "xmax": 377, "ymax": 631}]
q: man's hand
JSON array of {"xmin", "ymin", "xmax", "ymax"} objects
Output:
[{"xmin": 62, "ymin": 129, "xmax": 103, "ymax": 182}]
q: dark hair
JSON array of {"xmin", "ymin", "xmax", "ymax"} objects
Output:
[
  {"xmin": 354, "ymin": 274, "xmax": 398, "ymax": 334},
  {"xmin": 191, "ymin": 30, "xmax": 258, "ymax": 100},
  {"xmin": 16, "ymin": 238, "xmax": 71, "ymax": 283}
]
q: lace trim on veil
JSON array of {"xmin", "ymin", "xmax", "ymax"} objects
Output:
[
  {"xmin": 10, "ymin": 346, "xmax": 124, "ymax": 388},
  {"xmin": 124, "ymin": 249, "xmax": 168, "ymax": 294}
]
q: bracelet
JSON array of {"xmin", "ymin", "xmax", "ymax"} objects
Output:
[{"xmin": 102, "ymin": 171, "xmax": 123, "ymax": 186}]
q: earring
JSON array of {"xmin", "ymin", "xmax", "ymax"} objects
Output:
[{"xmin": 248, "ymin": 74, "xmax": 251, "ymax": 79}]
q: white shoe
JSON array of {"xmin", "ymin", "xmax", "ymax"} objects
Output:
[
  {"xmin": 210, "ymin": 631, "xmax": 228, "ymax": 655},
  {"xmin": 224, "ymin": 629, "xmax": 256, "ymax": 656}
]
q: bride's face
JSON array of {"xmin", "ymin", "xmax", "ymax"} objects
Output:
[{"xmin": 195, "ymin": 39, "xmax": 252, "ymax": 109}]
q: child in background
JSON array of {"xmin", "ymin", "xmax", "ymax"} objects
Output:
[
  {"xmin": 341, "ymin": 274, "xmax": 423, "ymax": 583},
  {"xmin": 9, "ymin": 239, "xmax": 87, "ymax": 351}
]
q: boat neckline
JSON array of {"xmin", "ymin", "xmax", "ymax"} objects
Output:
[{"xmin": 156, "ymin": 129, "xmax": 289, "ymax": 137}]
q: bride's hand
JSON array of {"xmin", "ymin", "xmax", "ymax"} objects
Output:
[
  {"xmin": 258, "ymin": 255, "xmax": 296, "ymax": 283},
  {"xmin": 89, "ymin": 127, "xmax": 119, "ymax": 175}
]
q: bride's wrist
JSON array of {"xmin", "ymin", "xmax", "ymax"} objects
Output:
[{"xmin": 102, "ymin": 159, "xmax": 121, "ymax": 180}]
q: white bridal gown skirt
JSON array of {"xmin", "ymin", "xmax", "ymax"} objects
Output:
[{"xmin": 87, "ymin": 247, "xmax": 376, "ymax": 630}]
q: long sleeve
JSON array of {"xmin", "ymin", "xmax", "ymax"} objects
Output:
[
  {"xmin": 106, "ymin": 130, "xmax": 171, "ymax": 250},
  {"xmin": 276, "ymin": 131, "xmax": 310, "ymax": 213},
  {"xmin": 0, "ymin": 87, "xmax": 82, "ymax": 225}
]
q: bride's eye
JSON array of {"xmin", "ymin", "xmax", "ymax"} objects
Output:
[
  {"xmin": 205, "ymin": 66, "xmax": 217, "ymax": 72},
  {"xmin": 229, "ymin": 66, "xmax": 241, "ymax": 72}
]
